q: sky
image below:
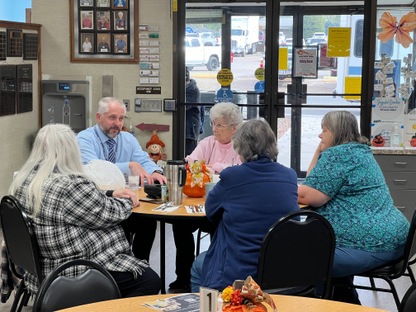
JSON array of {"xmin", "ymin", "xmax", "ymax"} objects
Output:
[{"xmin": 0, "ymin": 0, "xmax": 32, "ymax": 22}]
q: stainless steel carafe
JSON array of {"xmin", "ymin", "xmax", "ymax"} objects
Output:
[{"xmin": 164, "ymin": 160, "xmax": 187, "ymax": 205}]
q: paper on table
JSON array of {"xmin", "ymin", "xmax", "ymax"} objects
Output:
[
  {"xmin": 185, "ymin": 205, "xmax": 205, "ymax": 214},
  {"xmin": 153, "ymin": 203, "xmax": 180, "ymax": 212},
  {"xmin": 143, "ymin": 293, "xmax": 200, "ymax": 311}
]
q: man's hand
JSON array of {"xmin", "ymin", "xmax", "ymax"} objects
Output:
[
  {"xmin": 129, "ymin": 161, "xmax": 154, "ymax": 186},
  {"xmin": 152, "ymin": 171, "xmax": 167, "ymax": 184}
]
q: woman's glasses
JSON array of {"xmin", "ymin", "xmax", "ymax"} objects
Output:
[{"xmin": 210, "ymin": 121, "xmax": 232, "ymax": 129}]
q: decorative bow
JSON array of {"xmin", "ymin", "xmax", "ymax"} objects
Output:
[{"xmin": 377, "ymin": 11, "xmax": 416, "ymax": 49}]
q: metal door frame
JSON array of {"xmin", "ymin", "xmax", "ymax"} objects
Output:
[{"xmin": 172, "ymin": 0, "xmax": 376, "ymax": 164}]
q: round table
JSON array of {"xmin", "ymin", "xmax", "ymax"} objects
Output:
[
  {"xmin": 57, "ymin": 293, "xmax": 388, "ymax": 312},
  {"xmin": 132, "ymin": 189, "xmax": 207, "ymax": 293},
  {"xmin": 131, "ymin": 189, "xmax": 309, "ymax": 293}
]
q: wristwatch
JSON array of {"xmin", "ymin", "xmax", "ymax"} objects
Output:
[{"xmin": 153, "ymin": 170, "xmax": 164, "ymax": 175}]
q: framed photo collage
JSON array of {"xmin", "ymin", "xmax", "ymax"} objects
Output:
[{"xmin": 70, "ymin": 0, "xmax": 138, "ymax": 63}]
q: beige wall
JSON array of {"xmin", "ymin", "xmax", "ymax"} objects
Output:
[
  {"xmin": 0, "ymin": 1, "xmax": 173, "ymax": 196},
  {"xmin": 32, "ymin": 0, "xmax": 173, "ymax": 147},
  {"xmin": 0, "ymin": 26, "xmax": 40, "ymax": 197}
]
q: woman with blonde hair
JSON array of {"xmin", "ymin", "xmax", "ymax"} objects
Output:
[{"xmin": 9, "ymin": 123, "xmax": 161, "ymax": 297}]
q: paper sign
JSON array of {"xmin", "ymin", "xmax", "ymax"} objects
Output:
[
  {"xmin": 327, "ymin": 27, "xmax": 351, "ymax": 57},
  {"xmin": 200, "ymin": 287, "xmax": 218, "ymax": 312}
]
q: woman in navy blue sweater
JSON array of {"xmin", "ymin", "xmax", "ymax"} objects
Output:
[{"xmin": 190, "ymin": 119, "xmax": 300, "ymax": 292}]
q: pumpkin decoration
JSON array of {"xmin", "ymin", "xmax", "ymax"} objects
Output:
[
  {"xmin": 410, "ymin": 134, "xmax": 416, "ymax": 147},
  {"xmin": 182, "ymin": 160, "xmax": 212, "ymax": 198},
  {"xmin": 221, "ymin": 277, "xmax": 277, "ymax": 312},
  {"xmin": 372, "ymin": 134, "xmax": 385, "ymax": 147}
]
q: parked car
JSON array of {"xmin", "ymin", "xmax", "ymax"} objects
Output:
[
  {"xmin": 306, "ymin": 38, "xmax": 327, "ymax": 46},
  {"xmin": 312, "ymin": 32, "xmax": 327, "ymax": 40},
  {"xmin": 198, "ymin": 32, "xmax": 219, "ymax": 46},
  {"xmin": 285, "ymin": 38, "xmax": 306, "ymax": 46},
  {"xmin": 185, "ymin": 36, "xmax": 221, "ymax": 71}
]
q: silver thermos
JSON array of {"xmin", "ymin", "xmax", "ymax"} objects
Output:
[{"xmin": 165, "ymin": 160, "xmax": 187, "ymax": 205}]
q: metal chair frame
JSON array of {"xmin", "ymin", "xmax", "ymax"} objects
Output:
[
  {"xmin": 351, "ymin": 210, "xmax": 416, "ymax": 310},
  {"xmin": 0, "ymin": 195, "xmax": 43, "ymax": 312}
]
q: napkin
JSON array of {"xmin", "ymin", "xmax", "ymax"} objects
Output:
[{"xmin": 153, "ymin": 203, "xmax": 180, "ymax": 212}]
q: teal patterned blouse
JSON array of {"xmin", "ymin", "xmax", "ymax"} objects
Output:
[{"xmin": 304, "ymin": 142, "xmax": 409, "ymax": 253}]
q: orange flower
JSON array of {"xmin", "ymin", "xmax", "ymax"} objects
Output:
[{"xmin": 377, "ymin": 11, "xmax": 416, "ymax": 48}]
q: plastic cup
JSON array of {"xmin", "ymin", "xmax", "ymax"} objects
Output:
[
  {"xmin": 204, "ymin": 182, "xmax": 216, "ymax": 198},
  {"xmin": 128, "ymin": 175, "xmax": 140, "ymax": 191}
]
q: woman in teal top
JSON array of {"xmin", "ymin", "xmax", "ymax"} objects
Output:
[{"xmin": 298, "ymin": 111, "xmax": 409, "ymax": 304}]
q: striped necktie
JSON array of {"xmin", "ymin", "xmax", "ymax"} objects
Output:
[{"xmin": 106, "ymin": 139, "xmax": 116, "ymax": 163}]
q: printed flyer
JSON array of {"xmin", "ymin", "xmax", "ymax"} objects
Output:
[
  {"xmin": 143, "ymin": 294, "xmax": 200, "ymax": 312},
  {"xmin": 371, "ymin": 97, "xmax": 405, "ymax": 148}
]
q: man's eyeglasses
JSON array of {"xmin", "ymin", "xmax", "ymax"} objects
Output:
[{"xmin": 210, "ymin": 121, "xmax": 231, "ymax": 129}]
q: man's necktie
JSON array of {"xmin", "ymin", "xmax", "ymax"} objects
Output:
[{"xmin": 106, "ymin": 139, "xmax": 116, "ymax": 163}]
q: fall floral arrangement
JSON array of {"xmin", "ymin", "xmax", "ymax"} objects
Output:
[
  {"xmin": 221, "ymin": 277, "xmax": 277, "ymax": 312},
  {"xmin": 182, "ymin": 160, "xmax": 212, "ymax": 197}
]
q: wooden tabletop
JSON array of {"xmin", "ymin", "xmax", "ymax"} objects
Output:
[
  {"xmin": 58, "ymin": 293, "xmax": 387, "ymax": 312},
  {"xmin": 132, "ymin": 188, "xmax": 308, "ymax": 219},
  {"xmin": 132, "ymin": 188, "xmax": 206, "ymax": 219}
]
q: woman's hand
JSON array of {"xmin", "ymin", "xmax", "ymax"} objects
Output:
[
  {"xmin": 306, "ymin": 143, "xmax": 324, "ymax": 176},
  {"xmin": 112, "ymin": 188, "xmax": 139, "ymax": 207}
]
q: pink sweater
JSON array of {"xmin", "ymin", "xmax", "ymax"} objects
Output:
[{"xmin": 185, "ymin": 136, "xmax": 241, "ymax": 173}]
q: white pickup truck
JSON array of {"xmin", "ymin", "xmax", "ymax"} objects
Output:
[{"xmin": 185, "ymin": 36, "xmax": 221, "ymax": 71}]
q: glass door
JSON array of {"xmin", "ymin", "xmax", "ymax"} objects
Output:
[
  {"xmin": 276, "ymin": 1, "xmax": 374, "ymax": 177},
  {"xmin": 176, "ymin": 0, "xmax": 376, "ymax": 176},
  {"xmin": 184, "ymin": 2, "xmax": 267, "ymax": 140}
]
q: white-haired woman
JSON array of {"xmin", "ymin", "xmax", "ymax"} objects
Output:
[
  {"xmin": 186, "ymin": 102, "xmax": 243, "ymax": 174},
  {"xmin": 175, "ymin": 102, "xmax": 244, "ymax": 291},
  {"xmin": 9, "ymin": 124, "xmax": 161, "ymax": 297},
  {"xmin": 190, "ymin": 119, "xmax": 299, "ymax": 292}
]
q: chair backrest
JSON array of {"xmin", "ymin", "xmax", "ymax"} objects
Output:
[
  {"xmin": 400, "ymin": 282, "xmax": 416, "ymax": 312},
  {"xmin": 33, "ymin": 259, "xmax": 121, "ymax": 312},
  {"xmin": 256, "ymin": 210, "xmax": 335, "ymax": 298},
  {"xmin": 398, "ymin": 210, "xmax": 416, "ymax": 276},
  {"xmin": 0, "ymin": 195, "xmax": 42, "ymax": 281}
]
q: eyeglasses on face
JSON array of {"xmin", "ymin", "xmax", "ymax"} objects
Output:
[{"xmin": 210, "ymin": 121, "xmax": 232, "ymax": 129}]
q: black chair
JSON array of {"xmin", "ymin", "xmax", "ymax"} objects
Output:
[
  {"xmin": 196, "ymin": 228, "xmax": 210, "ymax": 256},
  {"xmin": 256, "ymin": 210, "xmax": 335, "ymax": 299},
  {"xmin": 0, "ymin": 195, "xmax": 43, "ymax": 312},
  {"xmin": 1, "ymin": 195, "xmax": 121, "ymax": 312},
  {"xmin": 399, "ymin": 282, "xmax": 416, "ymax": 312},
  {"xmin": 351, "ymin": 209, "xmax": 416, "ymax": 310},
  {"xmin": 33, "ymin": 259, "xmax": 121, "ymax": 312}
]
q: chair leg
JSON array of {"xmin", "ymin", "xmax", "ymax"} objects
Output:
[
  {"xmin": 369, "ymin": 277, "xmax": 376, "ymax": 288},
  {"xmin": 196, "ymin": 229, "xmax": 202, "ymax": 257},
  {"xmin": 407, "ymin": 264, "xmax": 416, "ymax": 283},
  {"xmin": 10, "ymin": 281, "xmax": 25, "ymax": 312},
  {"xmin": 382, "ymin": 278, "xmax": 401, "ymax": 310},
  {"xmin": 17, "ymin": 290, "xmax": 30, "ymax": 312}
]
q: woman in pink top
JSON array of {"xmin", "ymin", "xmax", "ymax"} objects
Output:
[
  {"xmin": 186, "ymin": 102, "xmax": 243, "ymax": 173},
  {"xmin": 172, "ymin": 102, "xmax": 243, "ymax": 292}
]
